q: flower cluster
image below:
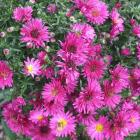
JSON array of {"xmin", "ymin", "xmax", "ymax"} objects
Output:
[{"xmin": 1, "ymin": 0, "xmax": 140, "ymax": 140}]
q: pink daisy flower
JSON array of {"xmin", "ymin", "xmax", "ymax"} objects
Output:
[
  {"xmin": 83, "ymin": 59, "xmax": 105, "ymax": 80},
  {"xmin": 30, "ymin": 125, "xmax": 56, "ymax": 140},
  {"xmin": 57, "ymin": 57, "xmax": 79, "ymax": 94},
  {"xmin": 42, "ymin": 79, "xmax": 66, "ymax": 105},
  {"xmin": 13, "ymin": 6, "xmax": 33, "ymax": 22},
  {"xmin": 127, "ymin": 110, "xmax": 140, "ymax": 133},
  {"xmin": 87, "ymin": 116, "xmax": 110, "ymax": 140},
  {"xmin": 110, "ymin": 64, "xmax": 129, "ymax": 92},
  {"xmin": 0, "ymin": 61, "xmax": 13, "ymax": 89},
  {"xmin": 20, "ymin": 18, "xmax": 49, "ymax": 47},
  {"xmin": 74, "ymin": 80, "xmax": 104, "ymax": 113},
  {"xmin": 80, "ymin": 0, "xmax": 109, "ymax": 25},
  {"xmin": 58, "ymin": 33, "xmax": 88, "ymax": 66},
  {"xmin": 133, "ymin": 24, "xmax": 140, "ymax": 38},
  {"xmin": 103, "ymin": 80, "xmax": 121, "ymax": 108},
  {"xmin": 50, "ymin": 112, "xmax": 76, "ymax": 137},
  {"xmin": 23, "ymin": 57, "xmax": 41, "ymax": 77},
  {"xmin": 3, "ymin": 97, "xmax": 31, "ymax": 136},
  {"xmin": 29, "ymin": 109, "xmax": 48, "ymax": 125},
  {"xmin": 110, "ymin": 111, "xmax": 130, "ymax": 140},
  {"xmin": 70, "ymin": 23, "xmax": 95, "ymax": 43}
]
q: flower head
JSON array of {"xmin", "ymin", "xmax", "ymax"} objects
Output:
[
  {"xmin": 20, "ymin": 18, "xmax": 49, "ymax": 47},
  {"xmin": 83, "ymin": 59, "xmax": 105, "ymax": 80},
  {"xmin": 110, "ymin": 111, "xmax": 130, "ymax": 140},
  {"xmin": 24, "ymin": 57, "xmax": 41, "ymax": 77},
  {"xmin": 30, "ymin": 124, "xmax": 56, "ymax": 140},
  {"xmin": 47, "ymin": 4, "xmax": 57, "ymax": 14},
  {"xmin": 58, "ymin": 33, "xmax": 88, "ymax": 66},
  {"xmin": 87, "ymin": 116, "xmax": 110, "ymax": 140},
  {"xmin": 121, "ymin": 48, "xmax": 131, "ymax": 56},
  {"xmin": 0, "ymin": 61, "xmax": 13, "ymax": 89},
  {"xmin": 71, "ymin": 23, "xmax": 95, "ymax": 43},
  {"xmin": 110, "ymin": 64, "xmax": 129, "ymax": 92},
  {"xmin": 13, "ymin": 6, "xmax": 33, "ymax": 22},
  {"xmin": 50, "ymin": 112, "xmax": 76, "ymax": 137},
  {"xmin": 103, "ymin": 80, "xmax": 121, "ymax": 108},
  {"xmin": 3, "ymin": 97, "xmax": 31, "ymax": 136},
  {"xmin": 42, "ymin": 79, "xmax": 66, "ymax": 105},
  {"xmin": 74, "ymin": 80, "xmax": 104, "ymax": 113},
  {"xmin": 29, "ymin": 109, "xmax": 48, "ymax": 125},
  {"xmin": 78, "ymin": 0, "xmax": 109, "ymax": 25}
]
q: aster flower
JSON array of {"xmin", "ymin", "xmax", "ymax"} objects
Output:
[
  {"xmin": 110, "ymin": 111, "xmax": 131, "ymax": 140},
  {"xmin": 121, "ymin": 48, "xmax": 131, "ymax": 56},
  {"xmin": 13, "ymin": 6, "xmax": 33, "ymax": 22},
  {"xmin": 87, "ymin": 116, "xmax": 110, "ymax": 140},
  {"xmin": 58, "ymin": 33, "xmax": 88, "ymax": 66},
  {"xmin": 103, "ymin": 80, "xmax": 121, "ymax": 108},
  {"xmin": 70, "ymin": 23, "xmax": 95, "ymax": 43},
  {"xmin": 0, "ymin": 61, "xmax": 13, "ymax": 89},
  {"xmin": 50, "ymin": 112, "xmax": 76, "ymax": 137},
  {"xmin": 3, "ymin": 97, "xmax": 31, "ymax": 136},
  {"xmin": 47, "ymin": 3, "xmax": 57, "ymax": 14},
  {"xmin": 79, "ymin": 0, "xmax": 109, "ymax": 25},
  {"xmin": 29, "ymin": 109, "xmax": 48, "ymax": 125},
  {"xmin": 83, "ymin": 59, "xmax": 105, "ymax": 80},
  {"xmin": 110, "ymin": 64, "xmax": 129, "ymax": 92},
  {"xmin": 30, "ymin": 124, "xmax": 56, "ymax": 140},
  {"xmin": 110, "ymin": 8, "xmax": 124, "ymax": 39},
  {"xmin": 74, "ymin": 80, "xmax": 104, "ymax": 113},
  {"xmin": 20, "ymin": 18, "xmax": 49, "ymax": 47},
  {"xmin": 57, "ymin": 56, "xmax": 79, "ymax": 94},
  {"xmin": 23, "ymin": 57, "xmax": 41, "ymax": 77},
  {"xmin": 133, "ymin": 24, "xmax": 140, "ymax": 38},
  {"xmin": 42, "ymin": 79, "xmax": 66, "ymax": 105},
  {"xmin": 127, "ymin": 110, "xmax": 140, "ymax": 133}
]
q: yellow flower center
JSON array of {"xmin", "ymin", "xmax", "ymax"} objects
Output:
[
  {"xmin": 37, "ymin": 115, "xmax": 43, "ymax": 121},
  {"xmin": 0, "ymin": 72, "xmax": 7, "ymax": 80},
  {"xmin": 92, "ymin": 10, "xmax": 100, "ymax": 17},
  {"xmin": 27, "ymin": 65, "xmax": 33, "ymax": 73},
  {"xmin": 95, "ymin": 124, "xmax": 104, "ymax": 132},
  {"xmin": 113, "ymin": 18, "xmax": 119, "ymax": 24},
  {"xmin": 130, "ymin": 117, "xmax": 136, "ymax": 123},
  {"xmin": 51, "ymin": 88, "xmax": 58, "ymax": 96},
  {"xmin": 57, "ymin": 118, "xmax": 67, "ymax": 131},
  {"xmin": 76, "ymin": 31, "xmax": 81, "ymax": 36}
]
